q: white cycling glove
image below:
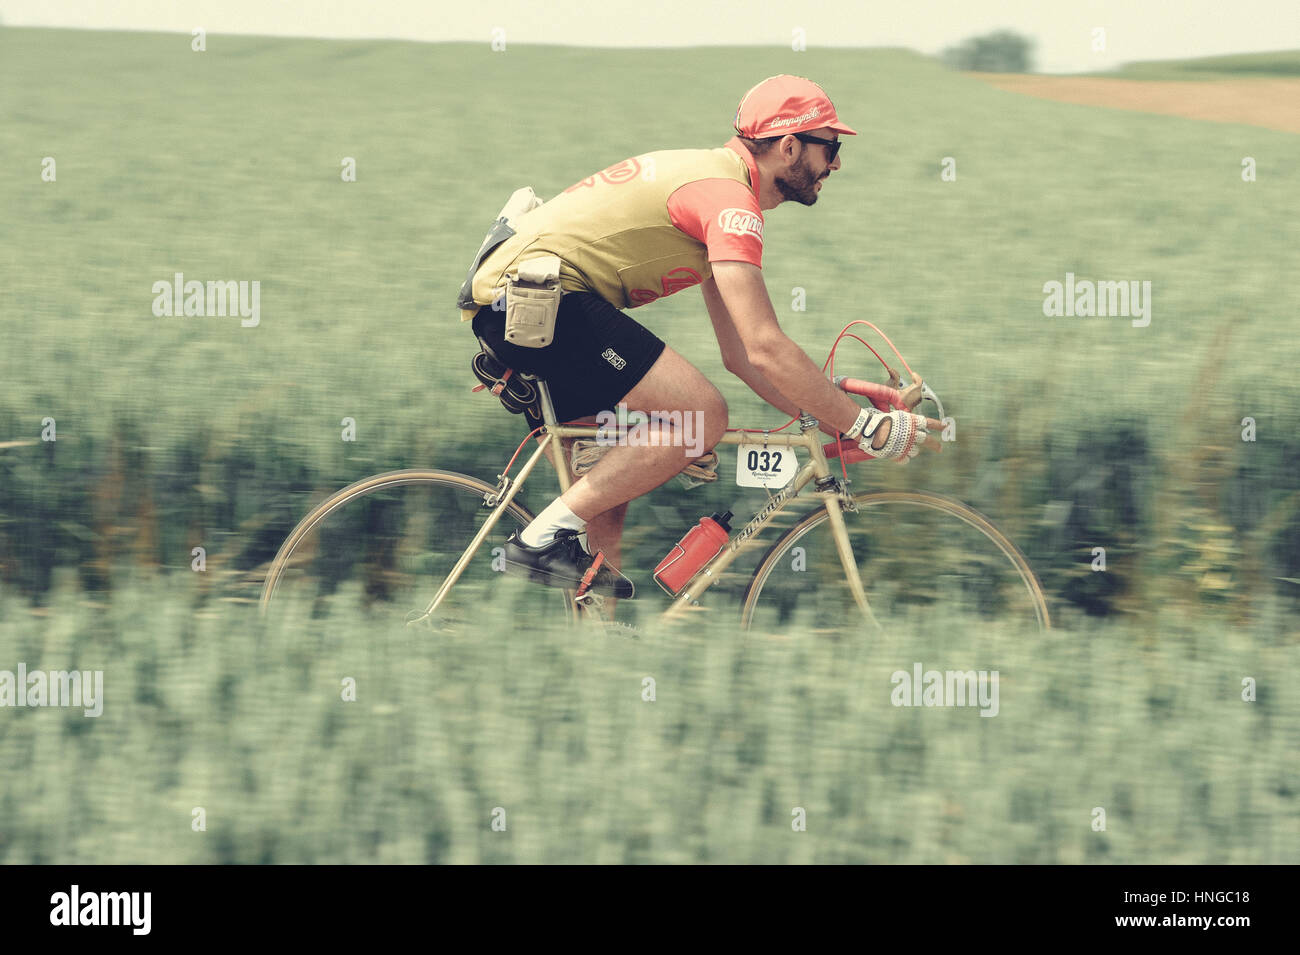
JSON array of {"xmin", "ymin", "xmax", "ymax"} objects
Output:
[{"xmin": 847, "ymin": 407, "xmax": 928, "ymax": 462}]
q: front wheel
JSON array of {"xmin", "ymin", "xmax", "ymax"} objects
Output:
[{"xmin": 741, "ymin": 490, "xmax": 1050, "ymax": 633}]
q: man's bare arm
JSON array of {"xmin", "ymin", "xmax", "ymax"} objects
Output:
[
  {"xmin": 709, "ymin": 261, "xmax": 864, "ymax": 435},
  {"xmin": 701, "ymin": 275, "xmax": 803, "ymax": 420}
]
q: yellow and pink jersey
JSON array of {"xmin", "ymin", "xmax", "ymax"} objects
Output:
[{"xmin": 464, "ymin": 137, "xmax": 765, "ymax": 317}]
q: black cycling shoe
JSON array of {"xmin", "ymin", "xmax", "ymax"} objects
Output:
[{"xmin": 502, "ymin": 529, "xmax": 635, "ymax": 599}]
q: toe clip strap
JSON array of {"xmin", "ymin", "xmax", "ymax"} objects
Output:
[{"xmin": 574, "ymin": 551, "xmax": 606, "ymax": 601}]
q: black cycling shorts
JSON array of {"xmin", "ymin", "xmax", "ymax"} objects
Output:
[{"xmin": 471, "ymin": 290, "xmax": 667, "ymax": 427}]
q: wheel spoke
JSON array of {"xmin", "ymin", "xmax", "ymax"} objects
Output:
[
  {"xmin": 259, "ymin": 470, "xmax": 574, "ymax": 628},
  {"xmin": 742, "ymin": 491, "xmax": 1050, "ymax": 633}
]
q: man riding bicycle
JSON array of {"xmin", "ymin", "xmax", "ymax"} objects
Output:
[{"xmin": 460, "ymin": 74, "xmax": 930, "ymax": 601}]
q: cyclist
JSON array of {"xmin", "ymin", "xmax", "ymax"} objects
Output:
[{"xmin": 461, "ymin": 74, "xmax": 931, "ymax": 600}]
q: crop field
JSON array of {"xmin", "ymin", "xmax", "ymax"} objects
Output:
[{"xmin": 0, "ymin": 30, "xmax": 1297, "ymax": 863}]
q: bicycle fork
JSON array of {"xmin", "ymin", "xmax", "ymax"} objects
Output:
[{"xmin": 818, "ymin": 481, "xmax": 882, "ymax": 631}]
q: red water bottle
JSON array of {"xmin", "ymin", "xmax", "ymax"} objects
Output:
[{"xmin": 654, "ymin": 511, "xmax": 733, "ymax": 596}]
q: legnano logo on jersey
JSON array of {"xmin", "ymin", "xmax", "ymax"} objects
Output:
[{"xmin": 717, "ymin": 208, "xmax": 764, "ymax": 241}]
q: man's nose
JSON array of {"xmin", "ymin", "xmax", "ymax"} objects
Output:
[{"xmin": 830, "ymin": 152, "xmax": 842, "ymax": 172}]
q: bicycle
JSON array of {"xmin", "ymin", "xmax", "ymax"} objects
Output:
[{"xmin": 258, "ymin": 322, "xmax": 1051, "ymax": 634}]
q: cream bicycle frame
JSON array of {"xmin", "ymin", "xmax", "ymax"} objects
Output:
[{"xmin": 415, "ymin": 377, "xmax": 878, "ymax": 628}]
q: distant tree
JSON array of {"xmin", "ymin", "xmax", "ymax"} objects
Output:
[{"xmin": 942, "ymin": 30, "xmax": 1034, "ymax": 73}]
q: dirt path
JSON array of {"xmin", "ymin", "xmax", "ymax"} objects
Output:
[{"xmin": 973, "ymin": 74, "xmax": 1300, "ymax": 134}]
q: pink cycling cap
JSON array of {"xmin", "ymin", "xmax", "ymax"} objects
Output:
[{"xmin": 733, "ymin": 74, "xmax": 858, "ymax": 139}]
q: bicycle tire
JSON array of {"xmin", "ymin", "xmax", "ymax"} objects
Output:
[
  {"xmin": 259, "ymin": 469, "xmax": 576, "ymax": 626},
  {"xmin": 740, "ymin": 490, "xmax": 1051, "ymax": 632}
]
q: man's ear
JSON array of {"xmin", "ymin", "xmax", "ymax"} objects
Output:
[
  {"xmin": 776, "ymin": 134, "xmax": 794, "ymax": 163},
  {"xmin": 778, "ymin": 134, "xmax": 803, "ymax": 167}
]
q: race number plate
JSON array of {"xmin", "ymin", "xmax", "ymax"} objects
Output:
[{"xmin": 735, "ymin": 443, "xmax": 798, "ymax": 488}]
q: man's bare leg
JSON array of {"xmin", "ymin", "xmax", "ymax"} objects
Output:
[
  {"xmin": 514, "ymin": 346, "xmax": 726, "ymax": 610},
  {"xmin": 561, "ymin": 346, "xmax": 728, "ymax": 521},
  {"xmin": 584, "ymin": 501, "xmax": 629, "ymax": 616},
  {"xmin": 532, "ymin": 431, "xmax": 631, "ymax": 613}
]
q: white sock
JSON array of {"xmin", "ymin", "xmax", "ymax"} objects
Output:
[{"xmin": 520, "ymin": 497, "xmax": 586, "ymax": 548}]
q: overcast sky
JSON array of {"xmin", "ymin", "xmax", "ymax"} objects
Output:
[{"xmin": 3, "ymin": 1, "xmax": 1297, "ymax": 73}]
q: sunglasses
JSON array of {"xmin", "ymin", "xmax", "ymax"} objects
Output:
[{"xmin": 789, "ymin": 132, "xmax": 842, "ymax": 163}]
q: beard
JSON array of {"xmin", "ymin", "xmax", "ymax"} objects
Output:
[{"xmin": 774, "ymin": 156, "xmax": 825, "ymax": 206}]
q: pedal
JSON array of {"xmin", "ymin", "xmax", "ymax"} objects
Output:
[
  {"xmin": 573, "ymin": 551, "xmax": 607, "ymax": 604},
  {"xmin": 574, "ymin": 588, "xmax": 609, "ymax": 625},
  {"xmin": 570, "ymin": 551, "xmax": 635, "ymax": 617},
  {"xmin": 573, "ymin": 550, "xmax": 614, "ymax": 625}
]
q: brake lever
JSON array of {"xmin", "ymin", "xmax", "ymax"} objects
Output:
[{"xmin": 919, "ymin": 382, "xmax": 945, "ymax": 423}]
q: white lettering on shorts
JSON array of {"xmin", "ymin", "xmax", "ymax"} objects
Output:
[
  {"xmin": 717, "ymin": 208, "xmax": 764, "ymax": 242},
  {"xmin": 601, "ymin": 347, "xmax": 627, "ymax": 370}
]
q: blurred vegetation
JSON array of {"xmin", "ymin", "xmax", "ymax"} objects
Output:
[
  {"xmin": 0, "ymin": 577, "xmax": 1295, "ymax": 864},
  {"xmin": 1110, "ymin": 49, "xmax": 1300, "ymax": 79},
  {"xmin": 1, "ymin": 30, "xmax": 1297, "ymax": 623},
  {"xmin": 0, "ymin": 30, "xmax": 1298, "ymax": 862},
  {"xmin": 942, "ymin": 30, "xmax": 1034, "ymax": 73}
]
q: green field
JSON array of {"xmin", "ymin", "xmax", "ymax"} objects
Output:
[
  {"xmin": 2, "ymin": 576, "xmax": 1296, "ymax": 864},
  {"xmin": 1, "ymin": 28, "xmax": 1298, "ymax": 863}
]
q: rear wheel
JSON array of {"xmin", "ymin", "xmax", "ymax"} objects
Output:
[
  {"xmin": 741, "ymin": 490, "xmax": 1050, "ymax": 634},
  {"xmin": 259, "ymin": 469, "xmax": 576, "ymax": 630}
]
